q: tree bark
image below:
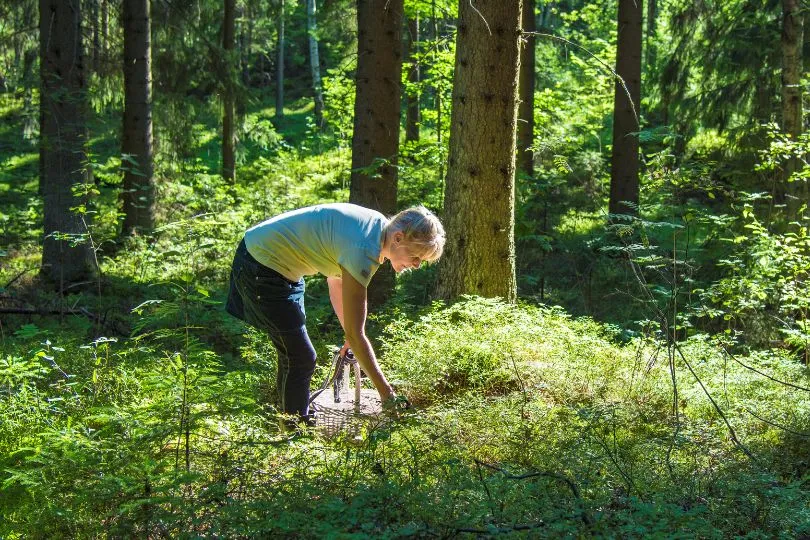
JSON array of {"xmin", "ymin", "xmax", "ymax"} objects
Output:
[
  {"xmin": 609, "ymin": 0, "xmax": 643, "ymax": 217},
  {"xmin": 432, "ymin": 0, "xmax": 444, "ymax": 184},
  {"xmin": 92, "ymin": 0, "xmax": 100, "ymax": 73},
  {"xmin": 39, "ymin": 0, "xmax": 95, "ymax": 285},
  {"xmin": 275, "ymin": 0, "xmax": 285, "ymax": 118},
  {"xmin": 517, "ymin": 0, "xmax": 535, "ymax": 179},
  {"xmin": 645, "ymin": 0, "xmax": 657, "ymax": 73},
  {"xmin": 101, "ymin": 0, "xmax": 108, "ymax": 66},
  {"xmin": 21, "ymin": 3, "xmax": 37, "ymax": 138},
  {"xmin": 435, "ymin": 0, "xmax": 522, "ymax": 303},
  {"xmin": 405, "ymin": 15, "xmax": 420, "ymax": 142},
  {"xmin": 782, "ymin": 0, "xmax": 802, "ymax": 139},
  {"xmin": 121, "ymin": 0, "xmax": 155, "ymax": 236},
  {"xmin": 222, "ymin": 0, "xmax": 236, "ymax": 183},
  {"xmin": 350, "ymin": 0, "xmax": 404, "ymax": 307},
  {"xmin": 240, "ymin": 2, "xmax": 251, "ymax": 88},
  {"xmin": 781, "ymin": 0, "xmax": 804, "ymax": 218},
  {"xmin": 307, "ymin": 0, "xmax": 325, "ymax": 126}
]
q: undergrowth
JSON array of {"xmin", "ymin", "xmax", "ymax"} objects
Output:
[{"xmin": 3, "ymin": 295, "xmax": 810, "ymax": 536}]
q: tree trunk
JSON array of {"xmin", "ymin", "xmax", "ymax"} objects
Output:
[
  {"xmin": 21, "ymin": 3, "xmax": 37, "ymax": 138},
  {"xmin": 782, "ymin": 0, "xmax": 802, "ymax": 138},
  {"xmin": 101, "ymin": 0, "xmax": 108, "ymax": 66},
  {"xmin": 782, "ymin": 0, "xmax": 804, "ymax": 218},
  {"xmin": 240, "ymin": 2, "xmax": 251, "ymax": 88},
  {"xmin": 405, "ymin": 15, "xmax": 420, "ymax": 142},
  {"xmin": 645, "ymin": 0, "xmax": 657, "ymax": 73},
  {"xmin": 121, "ymin": 0, "xmax": 155, "ymax": 235},
  {"xmin": 517, "ymin": 0, "xmax": 535, "ymax": 179},
  {"xmin": 39, "ymin": 0, "xmax": 95, "ymax": 285},
  {"xmin": 92, "ymin": 0, "xmax": 101, "ymax": 73},
  {"xmin": 432, "ymin": 0, "xmax": 444, "ymax": 184},
  {"xmin": 222, "ymin": 0, "xmax": 236, "ymax": 183},
  {"xmin": 435, "ymin": 0, "xmax": 522, "ymax": 303},
  {"xmin": 307, "ymin": 0, "xmax": 325, "ymax": 126},
  {"xmin": 350, "ymin": 0, "xmax": 404, "ymax": 307},
  {"xmin": 23, "ymin": 48, "xmax": 37, "ymax": 139},
  {"xmin": 276, "ymin": 0, "xmax": 285, "ymax": 118},
  {"xmin": 608, "ymin": 0, "xmax": 643, "ymax": 217}
]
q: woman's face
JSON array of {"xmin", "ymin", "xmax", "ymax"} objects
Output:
[{"xmin": 387, "ymin": 235, "xmax": 426, "ymax": 273}]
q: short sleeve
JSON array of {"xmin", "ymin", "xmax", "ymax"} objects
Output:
[{"xmin": 338, "ymin": 247, "xmax": 379, "ymax": 288}]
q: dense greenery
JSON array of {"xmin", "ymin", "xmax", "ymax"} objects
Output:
[{"xmin": 2, "ymin": 0, "xmax": 810, "ymax": 536}]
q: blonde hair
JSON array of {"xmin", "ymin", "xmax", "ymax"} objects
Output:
[{"xmin": 385, "ymin": 206, "xmax": 445, "ymax": 263}]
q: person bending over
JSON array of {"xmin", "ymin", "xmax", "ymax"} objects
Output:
[{"xmin": 226, "ymin": 202, "xmax": 445, "ymax": 424}]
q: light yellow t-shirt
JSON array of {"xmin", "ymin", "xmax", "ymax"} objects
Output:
[{"xmin": 244, "ymin": 203, "xmax": 387, "ymax": 287}]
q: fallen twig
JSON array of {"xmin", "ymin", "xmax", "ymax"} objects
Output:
[{"xmin": 474, "ymin": 459, "xmax": 593, "ymax": 526}]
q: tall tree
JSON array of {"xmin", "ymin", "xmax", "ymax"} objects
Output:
[
  {"xmin": 92, "ymin": 0, "xmax": 101, "ymax": 73},
  {"xmin": 517, "ymin": 0, "xmax": 535, "ymax": 178},
  {"xmin": 435, "ymin": 0, "xmax": 522, "ymax": 303},
  {"xmin": 20, "ymin": 1, "xmax": 37, "ymax": 139},
  {"xmin": 240, "ymin": 2, "xmax": 251, "ymax": 88},
  {"xmin": 608, "ymin": 0, "xmax": 642, "ymax": 217},
  {"xmin": 349, "ymin": 0, "xmax": 404, "ymax": 307},
  {"xmin": 432, "ymin": 0, "xmax": 444, "ymax": 183},
  {"xmin": 121, "ymin": 0, "xmax": 155, "ymax": 235},
  {"xmin": 101, "ymin": 0, "xmax": 108, "ymax": 65},
  {"xmin": 275, "ymin": 0, "xmax": 285, "ymax": 118},
  {"xmin": 222, "ymin": 0, "xmax": 236, "ymax": 183},
  {"xmin": 307, "ymin": 0, "xmax": 325, "ymax": 126},
  {"xmin": 645, "ymin": 0, "xmax": 657, "ymax": 71},
  {"xmin": 39, "ymin": 0, "xmax": 95, "ymax": 284},
  {"xmin": 782, "ymin": 0, "xmax": 804, "ymax": 218},
  {"xmin": 404, "ymin": 14, "xmax": 420, "ymax": 142}
]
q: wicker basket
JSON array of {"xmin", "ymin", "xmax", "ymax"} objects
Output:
[{"xmin": 310, "ymin": 358, "xmax": 383, "ymax": 436}]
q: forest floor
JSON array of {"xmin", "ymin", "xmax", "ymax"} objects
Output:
[{"xmin": 2, "ymin": 94, "xmax": 810, "ymax": 537}]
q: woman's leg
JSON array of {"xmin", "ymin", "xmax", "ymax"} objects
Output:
[
  {"xmin": 270, "ymin": 324, "xmax": 317, "ymax": 418},
  {"xmin": 226, "ymin": 239, "xmax": 314, "ymax": 419}
]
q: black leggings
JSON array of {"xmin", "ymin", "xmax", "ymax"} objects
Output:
[{"xmin": 226, "ymin": 240, "xmax": 316, "ymax": 417}]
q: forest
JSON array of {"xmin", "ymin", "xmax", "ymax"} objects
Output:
[{"xmin": 2, "ymin": 0, "xmax": 810, "ymax": 536}]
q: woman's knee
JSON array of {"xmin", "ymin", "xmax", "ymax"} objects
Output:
[
  {"xmin": 274, "ymin": 328, "xmax": 316, "ymax": 374},
  {"xmin": 288, "ymin": 341, "xmax": 317, "ymax": 375}
]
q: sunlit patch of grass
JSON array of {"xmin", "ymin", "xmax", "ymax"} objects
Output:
[
  {"xmin": 555, "ymin": 207, "xmax": 606, "ymax": 237},
  {"xmin": 0, "ymin": 153, "xmax": 37, "ymax": 186}
]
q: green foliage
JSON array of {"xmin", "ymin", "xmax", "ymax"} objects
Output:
[
  {"xmin": 697, "ymin": 196, "xmax": 810, "ymax": 358},
  {"xmin": 322, "ymin": 65, "xmax": 356, "ymax": 143},
  {"xmin": 661, "ymin": 0, "xmax": 781, "ymax": 150},
  {"xmin": 3, "ymin": 0, "xmax": 810, "ymax": 534}
]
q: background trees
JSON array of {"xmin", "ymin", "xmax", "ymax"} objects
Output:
[{"xmin": 10, "ymin": 0, "xmax": 804, "ymax": 324}]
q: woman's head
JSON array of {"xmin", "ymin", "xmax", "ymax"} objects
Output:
[{"xmin": 383, "ymin": 206, "xmax": 445, "ymax": 269}]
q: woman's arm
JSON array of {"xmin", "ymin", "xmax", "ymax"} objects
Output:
[
  {"xmin": 339, "ymin": 267, "xmax": 395, "ymax": 402},
  {"xmin": 327, "ymin": 276, "xmax": 345, "ymax": 330}
]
